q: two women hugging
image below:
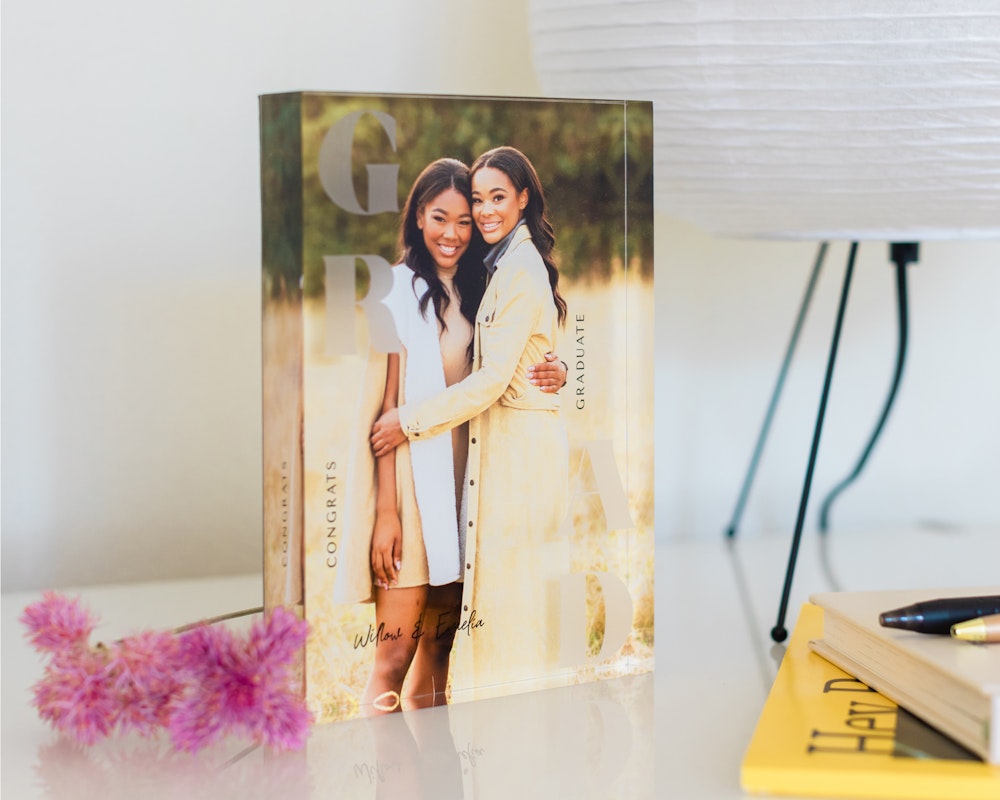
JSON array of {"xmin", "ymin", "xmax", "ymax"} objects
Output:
[{"xmin": 338, "ymin": 146, "xmax": 571, "ymax": 715}]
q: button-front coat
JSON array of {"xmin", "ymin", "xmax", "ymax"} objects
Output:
[{"xmin": 398, "ymin": 224, "xmax": 570, "ymax": 692}]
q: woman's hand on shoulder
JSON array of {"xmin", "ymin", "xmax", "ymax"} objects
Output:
[{"xmin": 527, "ymin": 352, "xmax": 568, "ymax": 393}]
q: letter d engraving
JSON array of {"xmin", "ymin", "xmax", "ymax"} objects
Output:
[{"xmin": 558, "ymin": 572, "xmax": 633, "ymax": 667}]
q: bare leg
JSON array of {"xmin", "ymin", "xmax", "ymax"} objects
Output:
[
  {"xmin": 362, "ymin": 585, "xmax": 428, "ymax": 716},
  {"xmin": 404, "ymin": 582, "xmax": 462, "ymax": 709}
]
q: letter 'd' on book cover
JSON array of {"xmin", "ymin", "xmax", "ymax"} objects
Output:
[{"xmin": 259, "ymin": 92, "xmax": 654, "ymax": 722}]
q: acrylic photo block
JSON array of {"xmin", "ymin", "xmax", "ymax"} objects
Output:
[{"xmin": 260, "ymin": 91, "xmax": 654, "ymax": 722}]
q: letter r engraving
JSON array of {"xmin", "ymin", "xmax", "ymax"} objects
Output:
[{"xmin": 323, "ymin": 255, "xmax": 400, "ymax": 356}]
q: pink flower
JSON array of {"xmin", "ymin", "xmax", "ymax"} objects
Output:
[
  {"xmin": 168, "ymin": 607, "xmax": 311, "ymax": 753},
  {"xmin": 21, "ymin": 593, "xmax": 311, "ymax": 753},
  {"xmin": 108, "ymin": 630, "xmax": 185, "ymax": 736},
  {"xmin": 32, "ymin": 648, "xmax": 117, "ymax": 745},
  {"xmin": 248, "ymin": 605, "xmax": 309, "ymax": 671},
  {"xmin": 20, "ymin": 592, "xmax": 95, "ymax": 654}
]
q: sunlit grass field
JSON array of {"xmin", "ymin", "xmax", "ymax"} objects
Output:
[{"xmin": 265, "ymin": 271, "xmax": 654, "ymax": 722}]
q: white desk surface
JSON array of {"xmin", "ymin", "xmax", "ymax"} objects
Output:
[{"xmin": 3, "ymin": 526, "xmax": 997, "ymax": 799}]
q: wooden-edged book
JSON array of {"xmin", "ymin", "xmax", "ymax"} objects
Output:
[{"xmin": 809, "ymin": 587, "xmax": 1000, "ymax": 766}]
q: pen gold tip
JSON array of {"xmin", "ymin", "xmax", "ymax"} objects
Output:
[{"xmin": 951, "ymin": 618, "xmax": 987, "ymax": 642}]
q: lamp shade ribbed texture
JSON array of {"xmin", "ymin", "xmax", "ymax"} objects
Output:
[{"xmin": 528, "ymin": 0, "xmax": 1000, "ymax": 239}]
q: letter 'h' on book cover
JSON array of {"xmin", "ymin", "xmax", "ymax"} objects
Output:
[{"xmin": 259, "ymin": 92, "xmax": 655, "ymax": 723}]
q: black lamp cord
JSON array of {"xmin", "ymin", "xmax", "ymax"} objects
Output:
[{"xmin": 817, "ymin": 242, "xmax": 917, "ymax": 533}]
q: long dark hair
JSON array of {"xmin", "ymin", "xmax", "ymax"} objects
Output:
[
  {"xmin": 469, "ymin": 146, "xmax": 568, "ymax": 325},
  {"xmin": 398, "ymin": 158, "xmax": 485, "ymax": 330}
]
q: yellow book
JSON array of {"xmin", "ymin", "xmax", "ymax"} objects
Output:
[{"xmin": 741, "ymin": 603, "xmax": 1000, "ymax": 799}]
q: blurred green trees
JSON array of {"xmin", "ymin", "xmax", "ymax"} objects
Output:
[{"xmin": 261, "ymin": 93, "xmax": 653, "ymax": 299}]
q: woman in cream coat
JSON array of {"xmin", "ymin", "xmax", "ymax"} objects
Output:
[
  {"xmin": 339, "ymin": 158, "xmax": 567, "ymax": 714},
  {"xmin": 372, "ymin": 146, "xmax": 571, "ymax": 691}
]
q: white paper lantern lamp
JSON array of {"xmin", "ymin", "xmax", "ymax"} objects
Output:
[
  {"xmin": 528, "ymin": 0, "xmax": 1000, "ymax": 240},
  {"xmin": 528, "ymin": 0, "xmax": 1000, "ymax": 640}
]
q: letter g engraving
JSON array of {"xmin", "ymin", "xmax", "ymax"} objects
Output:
[{"xmin": 318, "ymin": 110, "xmax": 399, "ymax": 215}]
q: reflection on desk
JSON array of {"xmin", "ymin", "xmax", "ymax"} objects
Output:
[
  {"xmin": 6, "ymin": 526, "xmax": 998, "ymax": 799},
  {"xmin": 1, "ymin": 573, "xmax": 652, "ymax": 800},
  {"xmin": 14, "ymin": 676, "xmax": 651, "ymax": 800}
]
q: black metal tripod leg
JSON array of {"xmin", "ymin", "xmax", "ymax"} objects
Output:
[
  {"xmin": 771, "ymin": 242, "xmax": 858, "ymax": 643},
  {"xmin": 726, "ymin": 242, "xmax": 829, "ymax": 539}
]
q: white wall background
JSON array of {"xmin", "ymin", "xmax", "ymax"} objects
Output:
[
  {"xmin": 3, "ymin": 1, "xmax": 998, "ymax": 592},
  {"xmin": 657, "ymin": 224, "xmax": 1000, "ymax": 541},
  {"xmin": 1, "ymin": 1, "xmax": 545, "ymax": 591}
]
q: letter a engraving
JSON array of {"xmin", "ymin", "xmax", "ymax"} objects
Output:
[{"xmin": 559, "ymin": 440, "xmax": 634, "ymax": 539}]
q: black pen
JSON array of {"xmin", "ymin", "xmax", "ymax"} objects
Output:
[{"xmin": 878, "ymin": 595, "xmax": 1000, "ymax": 634}]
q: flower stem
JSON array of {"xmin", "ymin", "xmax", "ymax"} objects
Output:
[{"xmin": 172, "ymin": 606, "xmax": 264, "ymax": 634}]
